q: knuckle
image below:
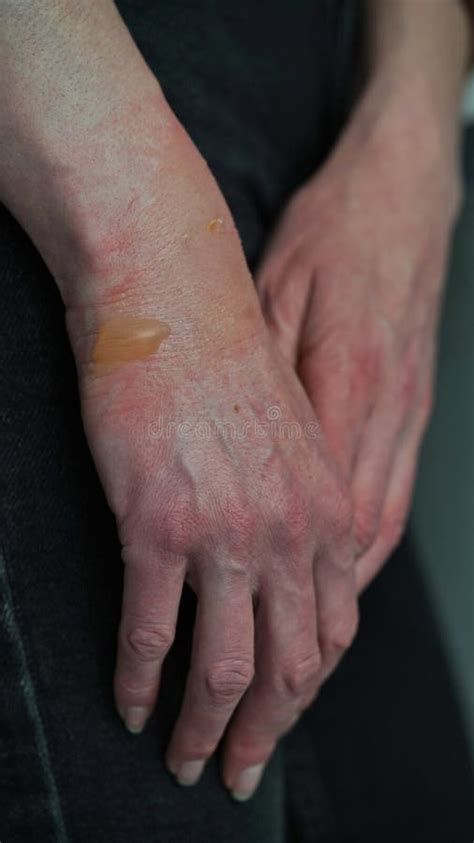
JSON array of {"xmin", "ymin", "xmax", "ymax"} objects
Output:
[
  {"xmin": 181, "ymin": 739, "xmax": 216, "ymax": 760},
  {"xmin": 354, "ymin": 497, "xmax": 380, "ymax": 553},
  {"xmin": 115, "ymin": 675, "xmax": 156, "ymax": 698},
  {"xmin": 124, "ymin": 622, "xmax": 174, "ymax": 662},
  {"xmin": 276, "ymin": 652, "xmax": 321, "ymax": 699},
  {"xmin": 169, "ymin": 728, "xmax": 217, "ymax": 759},
  {"xmin": 205, "ymin": 659, "xmax": 254, "ymax": 706}
]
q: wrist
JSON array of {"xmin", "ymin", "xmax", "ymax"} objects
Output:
[
  {"xmin": 315, "ymin": 65, "xmax": 464, "ymax": 229},
  {"xmin": 365, "ymin": 0, "xmax": 469, "ymax": 129},
  {"xmin": 344, "ymin": 64, "xmax": 463, "ymax": 183},
  {"xmin": 66, "ymin": 271, "xmax": 265, "ymax": 384},
  {"xmin": 3, "ymin": 97, "xmax": 265, "ymax": 378},
  {"xmin": 56, "ymin": 131, "xmax": 265, "ymax": 376}
]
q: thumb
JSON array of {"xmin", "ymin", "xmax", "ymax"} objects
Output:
[
  {"xmin": 298, "ymin": 334, "xmax": 368, "ymax": 484},
  {"xmin": 255, "ymin": 251, "xmax": 312, "ymax": 366}
]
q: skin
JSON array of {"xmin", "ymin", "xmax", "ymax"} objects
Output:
[
  {"xmin": 0, "ymin": 0, "xmax": 471, "ymax": 803},
  {"xmin": 0, "ymin": 0, "xmax": 356, "ymax": 801},
  {"xmin": 256, "ymin": 0, "xmax": 470, "ymax": 595}
]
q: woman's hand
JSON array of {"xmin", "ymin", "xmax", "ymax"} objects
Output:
[
  {"xmin": 63, "ymin": 127, "xmax": 356, "ymax": 800},
  {"xmin": 256, "ymin": 72, "xmax": 463, "ymax": 593},
  {"xmin": 77, "ymin": 304, "xmax": 356, "ymax": 800}
]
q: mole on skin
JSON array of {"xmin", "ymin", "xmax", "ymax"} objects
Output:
[{"xmin": 92, "ymin": 317, "xmax": 170, "ymax": 365}]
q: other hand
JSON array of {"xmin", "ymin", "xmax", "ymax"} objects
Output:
[{"xmin": 256, "ymin": 79, "xmax": 461, "ymax": 592}]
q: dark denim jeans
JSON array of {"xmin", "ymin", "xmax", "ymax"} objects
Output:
[{"xmin": 0, "ymin": 2, "xmax": 472, "ymax": 840}]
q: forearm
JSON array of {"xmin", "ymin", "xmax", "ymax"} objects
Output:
[
  {"xmin": 365, "ymin": 0, "xmax": 470, "ymax": 122},
  {"xmin": 0, "ymin": 1, "xmax": 155, "ymax": 124},
  {"xmin": 322, "ymin": 0, "xmax": 471, "ymax": 208},
  {"xmin": 0, "ymin": 1, "xmax": 175, "ymax": 293},
  {"xmin": 0, "ymin": 0, "xmax": 262, "ymax": 366}
]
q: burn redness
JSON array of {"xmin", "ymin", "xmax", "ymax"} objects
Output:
[{"xmin": 92, "ymin": 317, "xmax": 170, "ymax": 365}]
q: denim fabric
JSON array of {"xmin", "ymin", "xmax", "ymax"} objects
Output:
[{"xmin": 0, "ymin": 2, "xmax": 472, "ymax": 841}]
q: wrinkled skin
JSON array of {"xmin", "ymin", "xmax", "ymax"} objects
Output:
[{"xmin": 256, "ymin": 81, "xmax": 462, "ymax": 593}]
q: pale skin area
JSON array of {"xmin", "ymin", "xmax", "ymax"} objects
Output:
[{"xmin": 0, "ymin": 0, "xmax": 471, "ymax": 803}]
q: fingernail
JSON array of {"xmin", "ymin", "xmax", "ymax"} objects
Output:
[
  {"xmin": 124, "ymin": 706, "xmax": 148, "ymax": 734},
  {"xmin": 175, "ymin": 759, "xmax": 206, "ymax": 786},
  {"xmin": 231, "ymin": 763, "xmax": 265, "ymax": 801}
]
